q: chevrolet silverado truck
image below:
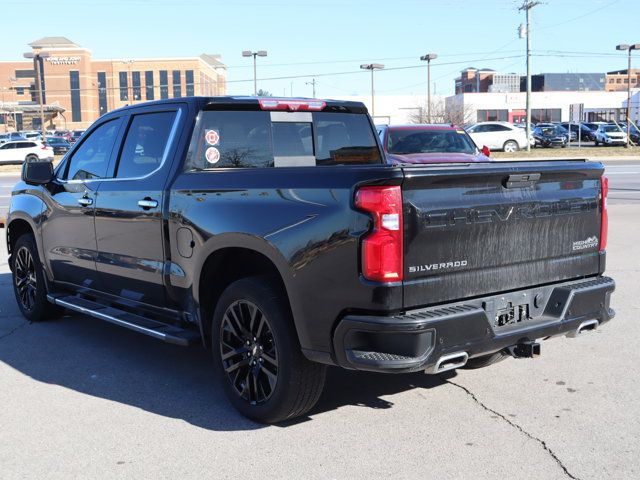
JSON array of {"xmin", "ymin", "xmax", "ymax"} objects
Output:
[{"xmin": 6, "ymin": 97, "xmax": 615, "ymax": 423}]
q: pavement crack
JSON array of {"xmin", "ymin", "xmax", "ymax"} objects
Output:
[
  {"xmin": 0, "ymin": 322, "xmax": 27, "ymax": 342},
  {"xmin": 442, "ymin": 377, "xmax": 580, "ymax": 480}
]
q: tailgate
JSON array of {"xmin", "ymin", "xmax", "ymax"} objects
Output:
[{"xmin": 402, "ymin": 161, "xmax": 604, "ymax": 308}]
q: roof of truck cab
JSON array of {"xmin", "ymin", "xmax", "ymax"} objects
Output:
[{"xmin": 109, "ymin": 96, "xmax": 368, "ymax": 114}]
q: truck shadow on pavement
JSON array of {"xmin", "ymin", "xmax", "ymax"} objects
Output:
[{"xmin": 0, "ymin": 274, "xmax": 447, "ymax": 430}]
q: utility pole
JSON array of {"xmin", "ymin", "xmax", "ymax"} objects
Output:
[
  {"xmin": 420, "ymin": 53, "xmax": 437, "ymax": 123},
  {"xmin": 519, "ymin": 1, "xmax": 540, "ymax": 152},
  {"xmin": 305, "ymin": 78, "xmax": 317, "ymax": 98}
]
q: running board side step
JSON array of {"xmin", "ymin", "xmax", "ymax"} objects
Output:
[{"xmin": 47, "ymin": 294, "xmax": 200, "ymax": 346}]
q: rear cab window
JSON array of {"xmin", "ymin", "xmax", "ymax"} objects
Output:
[{"xmin": 185, "ymin": 106, "xmax": 382, "ymax": 170}]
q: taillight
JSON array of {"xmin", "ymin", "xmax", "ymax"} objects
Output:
[
  {"xmin": 599, "ymin": 176, "xmax": 608, "ymax": 252},
  {"xmin": 258, "ymin": 99, "xmax": 326, "ymax": 111},
  {"xmin": 355, "ymin": 185, "xmax": 403, "ymax": 282}
]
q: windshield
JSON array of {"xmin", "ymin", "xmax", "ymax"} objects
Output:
[
  {"xmin": 388, "ymin": 129, "xmax": 476, "ymax": 155},
  {"xmin": 539, "ymin": 127, "xmax": 562, "ymax": 136},
  {"xmin": 603, "ymin": 125, "xmax": 621, "ymax": 133}
]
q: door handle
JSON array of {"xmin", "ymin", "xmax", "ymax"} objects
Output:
[
  {"xmin": 138, "ymin": 198, "xmax": 159, "ymax": 210},
  {"xmin": 77, "ymin": 196, "xmax": 93, "ymax": 207}
]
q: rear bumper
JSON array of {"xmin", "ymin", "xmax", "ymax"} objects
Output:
[{"xmin": 332, "ymin": 276, "xmax": 615, "ymax": 373}]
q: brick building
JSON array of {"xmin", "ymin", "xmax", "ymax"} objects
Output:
[
  {"xmin": 0, "ymin": 37, "xmax": 226, "ymax": 131},
  {"xmin": 605, "ymin": 69, "xmax": 640, "ymax": 92}
]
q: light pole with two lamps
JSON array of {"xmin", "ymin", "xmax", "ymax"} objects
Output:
[
  {"xmin": 242, "ymin": 50, "xmax": 267, "ymax": 95},
  {"xmin": 23, "ymin": 50, "xmax": 49, "ymax": 139},
  {"xmin": 615, "ymin": 43, "xmax": 640, "ymax": 148},
  {"xmin": 360, "ymin": 63, "xmax": 384, "ymax": 117},
  {"xmin": 420, "ymin": 53, "xmax": 437, "ymax": 123}
]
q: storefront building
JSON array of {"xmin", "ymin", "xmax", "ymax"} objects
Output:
[{"xmin": 0, "ymin": 37, "xmax": 226, "ymax": 131}]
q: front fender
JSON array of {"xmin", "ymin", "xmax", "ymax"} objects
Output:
[{"xmin": 7, "ymin": 187, "xmax": 46, "ymax": 274}]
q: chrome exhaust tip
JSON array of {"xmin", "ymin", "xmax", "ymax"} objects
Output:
[
  {"xmin": 428, "ymin": 351, "xmax": 468, "ymax": 374},
  {"xmin": 566, "ymin": 319, "xmax": 599, "ymax": 338}
]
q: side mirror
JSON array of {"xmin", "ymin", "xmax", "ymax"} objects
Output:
[
  {"xmin": 22, "ymin": 160, "xmax": 54, "ymax": 185},
  {"xmin": 481, "ymin": 145, "xmax": 491, "ymax": 157}
]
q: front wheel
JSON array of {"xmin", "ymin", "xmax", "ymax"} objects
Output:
[
  {"xmin": 11, "ymin": 234, "xmax": 64, "ymax": 321},
  {"xmin": 503, "ymin": 140, "xmax": 519, "ymax": 153},
  {"xmin": 211, "ymin": 276, "xmax": 326, "ymax": 423}
]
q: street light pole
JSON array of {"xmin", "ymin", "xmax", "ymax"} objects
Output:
[
  {"xmin": 519, "ymin": 1, "xmax": 540, "ymax": 152},
  {"xmin": 23, "ymin": 50, "xmax": 50, "ymax": 139},
  {"xmin": 360, "ymin": 63, "xmax": 384, "ymax": 117},
  {"xmin": 616, "ymin": 43, "xmax": 639, "ymax": 148},
  {"xmin": 242, "ymin": 50, "xmax": 268, "ymax": 95},
  {"xmin": 420, "ymin": 53, "xmax": 437, "ymax": 123}
]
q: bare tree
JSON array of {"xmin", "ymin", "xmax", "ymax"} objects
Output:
[{"xmin": 408, "ymin": 99, "xmax": 474, "ymax": 126}]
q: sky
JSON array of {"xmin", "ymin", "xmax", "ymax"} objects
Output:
[{"xmin": 0, "ymin": 0, "xmax": 636, "ymax": 98}]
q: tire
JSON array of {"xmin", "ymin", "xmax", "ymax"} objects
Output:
[
  {"xmin": 462, "ymin": 351, "xmax": 509, "ymax": 370},
  {"xmin": 211, "ymin": 275, "xmax": 326, "ymax": 424},
  {"xmin": 25, "ymin": 154, "xmax": 39, "ymax": 163},
  {"xmin": 594, "ymin": 139, "xmax": 599, "ymax": 146},
  {"xmin": 503, "ymin": 140, "xmax": 518, "ymax": 153},
  {"xmin": 11, "ymin": 234, "xmax": 64, "ymax": 322}
]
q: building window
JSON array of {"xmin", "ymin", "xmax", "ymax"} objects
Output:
[
  {"xmin": 617, "ymin": 78, "xmax": 622, "ymax": 84},
  {"xmin": 159, "ymin": 70, "xmax": 168, "ymax": 99},
  {"xmin": 15, "ymin": 87, "xmax": 25, "ymax": 95},
  {"xmin": 531, "ymin": 108, "xmax": 561, "ymax": 123},
  {"xmin": 69, "ymin": 71, "xmax": 82, "ymax": 122},
  {"xmin": 132, "ymin": 71, "xmax": 141, "ymax": 101},
  {"xmin": 145, "ymin": 71, "xmax": 154, "ymax": 100},
  {"xmin": 477, "ymin": 109, "xmax": 508, "ymax": 122},
  {"xmin": 97, "ymin": 72, "xmax": 108, "ymax": 115},
  {"xmin": 173, "ymin": 70, "xmax": 181, "ymax": 98},
  {"xmin": 119, "ymin": 72, "xmax": 129, "ymax": 101},
  {"xmin": 186, "ymin": 70, "xmax": 194, "ymax": 97}
]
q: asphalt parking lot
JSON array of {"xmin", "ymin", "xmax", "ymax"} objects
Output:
[{"xmin": 0, "ymin": 164, "xmax": 639, "ymax": 479}]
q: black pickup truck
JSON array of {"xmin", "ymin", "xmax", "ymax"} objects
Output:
[{"xmin": 6, "ymin": 97, "xmax": 614, "ymax": 423}]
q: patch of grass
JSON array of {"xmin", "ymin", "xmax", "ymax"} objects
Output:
[{"xmin": 493, "ymin": 146, "xmax": 640, "ymax": 160}]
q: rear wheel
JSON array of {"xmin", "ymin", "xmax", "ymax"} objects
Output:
[
  {"xmin": 211, "ymin": 276, "xmax": 326, "ymax": 423},
  {"xmin": 503, "ymin": 140, "xmax": 518, "ymax": 153},
  {"xmin": 11, "ymin": 234, "xmax": 64, "ymax": 322},
  {"xmin": 25, "ymin": 154, "xmax": 38, "ymax": 163},
  {"xmin": 462, "ymin": 351, "xmax": 509, "ymax": 370}
]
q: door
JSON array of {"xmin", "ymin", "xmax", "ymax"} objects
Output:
[
  {"xmin": 0, "ymin": 142, "xmax": 16, "ymax": 162},
  {"xmin": 41, "ymin": 117, "xmax": 124, "ymax": 289},
  {"xmin": 468, "ymin": 124, "xmax": 491, "ymax": 149},
  {"xmin": 94, "ymin": 108, "xmax": 180, "ymax": 307}
]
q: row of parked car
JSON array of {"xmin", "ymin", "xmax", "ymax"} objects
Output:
[
  {"xmin": 0, "ymin": 129, "xmax": 85, "ymax": 164},
  {"xmin": 463, "ymin": 120, "xmax": 638, "ymax": 152}
]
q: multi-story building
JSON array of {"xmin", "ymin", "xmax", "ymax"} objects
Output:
[
  {"xmin": 455, "ymin": 68, "xmax": 520, "ymax": 94},
  {"xmin": 454, "ymin": 68, "xmax": 497, "ymax": 94},
  {"xmin": 524, "ymin": 73, "xmax": 605, "ymax": 92},
  {"xmin": 605, "ymin": 69, "xmax": 640, "ymax": 92},
  {"xmin": 488, "ymin": 74, "xmax": 521, "ymax": 93},
  {"xmin": 0, "ymin": 37, "xmax": 226, "ymax": 131}
]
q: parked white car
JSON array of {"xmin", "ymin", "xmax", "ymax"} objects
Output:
[
  {"xmin": 594, "ymin": 124, "xmax": 627, "ymax": 146},
  {"xmin": 466, "ymin": 121, "xmax": 530, "ymax": 152},
  {"xmin": 0, "ymin": 140, "xmax": 54, "ymax": 164}
]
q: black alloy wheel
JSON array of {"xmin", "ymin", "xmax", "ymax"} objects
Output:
[
  {"xmin": 14, "ymin": 246, "xmax": 37, "ymax": 312},
  {"xmin": 219, "ymin": 300, "xmax": 278, "ymax": 405},
  {"xmin": 212, "ymin": 276, "xmax": 326, "ymax": 423}
]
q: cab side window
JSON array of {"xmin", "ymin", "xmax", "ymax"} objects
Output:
[
  {"xmin": 65, "ymin": 118, "xmax": 122, "ymax": 181},
  {"xmin": 115, "ymin": 111, "xmax": 177, "ymax": 179}
]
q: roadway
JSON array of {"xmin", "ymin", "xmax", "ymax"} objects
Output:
[{"xmin": 0, "ymin": 162, "xmax": 639, "ymax": 478}]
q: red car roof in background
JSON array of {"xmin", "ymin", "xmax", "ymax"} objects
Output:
[{"xmin": 383, "ymin": 124, "xmax": 460, "ymax": 131}]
